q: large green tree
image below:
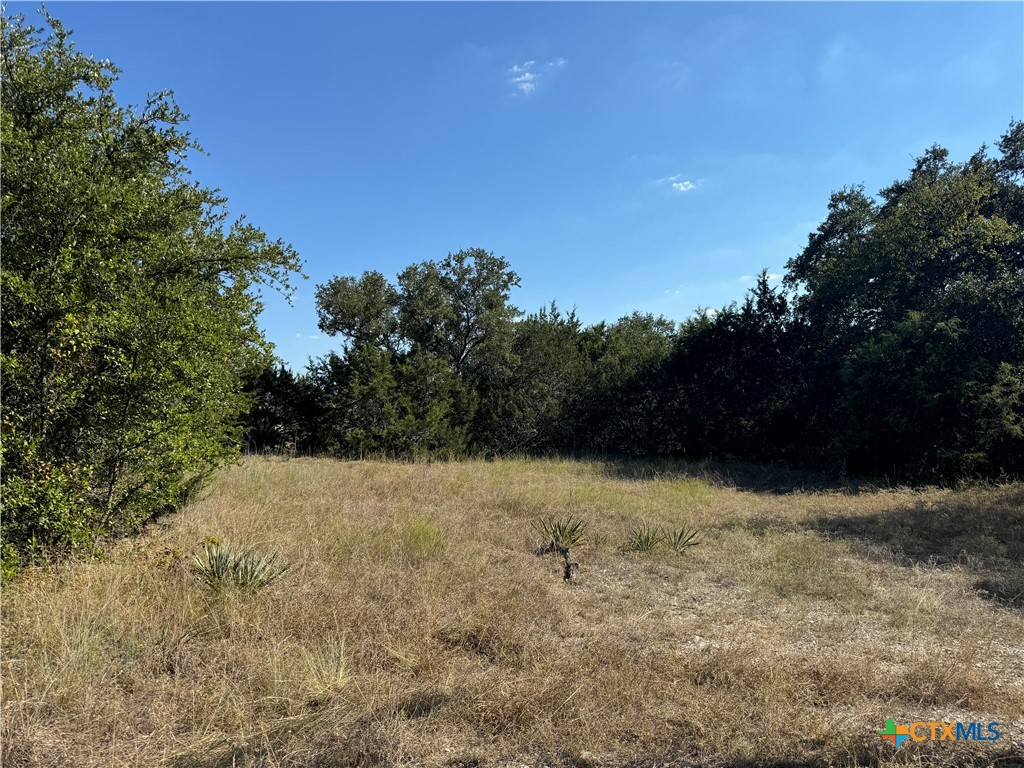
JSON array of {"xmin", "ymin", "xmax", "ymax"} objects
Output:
[
  {"xmin": 314, "ymin": 248, "xmax": 518, "ymax": 455},
  {"xmin": 1, "ymin": 11, "xmax": 301, "ymax": 565},
  {"xmin": 316, "ymin": 248, "xmax": 521, "ymax": 377},
  {"xmin": 786, "ymin": 126, "xmax": 1024, "ymax": 478}
]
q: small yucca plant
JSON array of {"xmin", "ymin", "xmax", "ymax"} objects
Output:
[
  {"xmin": 533, "ymin": 515, "xmax": 587, "ymax": 548},
  {"xmin": 231, "ymin": 549, "xmax": 290, "ymax": 593},
  {"xmin": 193, "ymin": 542, "xmax": 234, "ymax": 592},
  {"xmin": 193, "ymin": 541, "xmax": 289, "ymax": 595},
  {"xmin": 664, "ymin": 526, "xmax": 701, "ymax": 553},
  {"xmin": 627, "ymin": 523, "xmax": 663, "ymax": 552}
]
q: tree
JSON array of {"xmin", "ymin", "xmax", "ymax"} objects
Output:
[
  {"xmin": 316, "ymin": 249, "xmax": 521, "ymax": 374},
  {"xmin": 475, "ymin": 302, "xmax": 589, "ymax": 453},
  {"xmin": 579, "ymin": 312, "xmax": 678, "ymax": 454},
  {"xmin": 313, "ymin": 248, "xmax": 519, "ymax": 456},
  {"xmin": 1, "ymin": 11, "xmax": 301, "ymax": 566},
  {"xmin": 241, "ymin": 364, "xmax": 309, "ymax": 454},
  {"xmin": 785, "ymin": 124, "xmax": 1024, "ymax": 478}
]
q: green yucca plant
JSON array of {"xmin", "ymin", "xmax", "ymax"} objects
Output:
[
  {"xmin": 193, "ymin": 541, "xmax": 289, "ymax": 594},
  {"xmin": 627, "ymin": 523, "xmax": 664, "ymax": 552},
  {"xmin": 193, "ymin": 541, "xmax": 233, "ymax": 592},
  {"xmin": 664, "ymin": 526, "xmax": 701, "ymax": 553},
  {"xmin": 533, "ymin": 515, "xmax": 586, "ymax": 548}
]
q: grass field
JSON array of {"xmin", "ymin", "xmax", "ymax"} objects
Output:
[{"xmin": 3, "ymin": 456, "xmax": 1023, "ymax": 767}]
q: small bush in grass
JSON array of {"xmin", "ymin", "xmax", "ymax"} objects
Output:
[
  {"xmin": 665, "ymin": 526, "xmax": 701, "ymax": 553},
  {"xmin": 533, "ymin": 514, "xmax": 586, "ymax": 548},
  {"xmin": 193, "ymin": 541, "xmax": 289, "ymax": 594},
  {"xmin": 627, "ymin": 523, "xmax": 664, "ymax": 552}
]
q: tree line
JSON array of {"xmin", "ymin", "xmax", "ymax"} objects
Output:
[{"xmin": 246, "ymin": 123, "xmax": 1023, "ymax": 484}]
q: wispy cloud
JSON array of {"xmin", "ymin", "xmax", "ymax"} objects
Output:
[
  {"xmin": 507, "ymin": 58, "xmax": 566, "ymax": 95},
  {"xmin": 819, "ymin": 38, "xmax": 849, "ymax": 83},
  {"xmin": 741, "ymin": 273, "xmax": 783, "ymax": 282}
]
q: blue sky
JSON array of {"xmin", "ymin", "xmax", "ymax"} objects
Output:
[{"xmin": 25, "ymin": 2, "xmax": 1024, "ymax": 370}]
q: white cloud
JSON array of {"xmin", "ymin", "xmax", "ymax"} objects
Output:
[
  {"xmin": 307, "ymin": 335, "xmax": 320, "ymax": 340},
  {"xmin": 507, "ymin": 58, "xmax": 565, "ymax": 95},
  {"xmin": 655, "ymin": 174, "xmax": 700, "ymax": 193},
  {"xmin": 767, "ymin": 273, "xmax": 783, "ymax": 280},
  {"xmin": 740, "ymin": 275, "xmax": 754, "ymax": 281}
]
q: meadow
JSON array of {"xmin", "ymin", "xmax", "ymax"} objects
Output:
[{"xmin": 2, "ymin": 457, "xmax": 1023, "ymax": 767}]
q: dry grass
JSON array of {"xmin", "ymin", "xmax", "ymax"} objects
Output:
[{"xmin": 3, "ymin": 456, "xmax": 1023, "ymax": 767}]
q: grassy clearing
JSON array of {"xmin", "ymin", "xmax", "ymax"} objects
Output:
[{"xmin": 2, "ymin": 457, "xmax": 1023, "ymax": 767}]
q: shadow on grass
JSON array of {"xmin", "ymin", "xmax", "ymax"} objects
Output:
[
  {"xmin": 593, "ymin": 455, "xmax": 1024, "ymax": 613},
  {"xmin": 806, "ymin": 485, "xmax": 1024, "ymax": 611},
  {"xmin": 592, "ymin": 454, "xmax": 873, "ymax": 495}
]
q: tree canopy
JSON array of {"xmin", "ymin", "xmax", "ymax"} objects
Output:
[{"xmin": 1, "ymin": 10, "xmax": 302, "ymax": 571}]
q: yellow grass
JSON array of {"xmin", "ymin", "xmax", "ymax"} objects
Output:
[{"xmin": 3, "ymin": 456, "xmax": 1023, "ymax": 767}]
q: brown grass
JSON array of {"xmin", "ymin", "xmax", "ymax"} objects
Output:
[{"xmin": 3, "ymin": 456, "xmax": 1023, "ymax": 767}]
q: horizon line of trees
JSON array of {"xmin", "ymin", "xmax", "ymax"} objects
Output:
[{"xmin": 245, "ymin": 122, "xmax": 1024, "ymax": 483}]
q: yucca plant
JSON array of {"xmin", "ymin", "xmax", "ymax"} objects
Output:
[
  {"xmin": 231, "ymin": 549, "xmax": 290, "ymax": 593},
  {"xmin": 627, "ymin": 523, "xmax": 664, "ymax": 552},
  {"xmin": 664, "ymin": 526, "xmax": 701, "ymax": 553},
  {"xmin": 193, "ymin": 541, "xmax": 289, "ymax": 595},
  {"xmin": 193, "ymin": 541, "xmax": 234, "ymax": 593},
  {"xmin": 533, "ymin": 515, "xmax": 586, "ymax": 548}
]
